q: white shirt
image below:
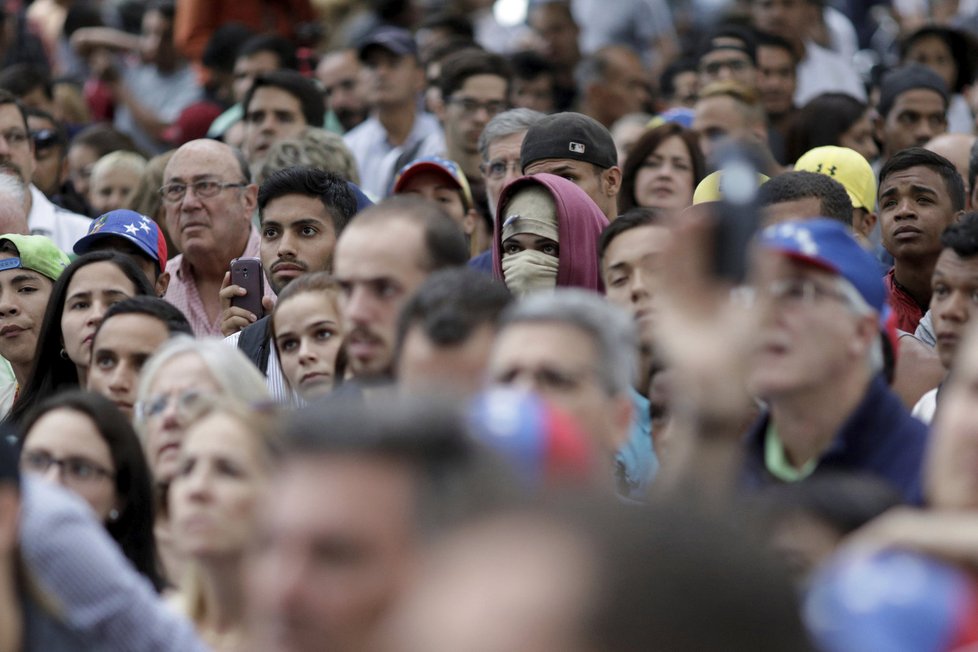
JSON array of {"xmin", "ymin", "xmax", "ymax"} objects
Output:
[
  {"xmin": 27, "ymin": 184, "xmax": 91, "ymax": 252},
  {"xmin": 343, "ymin": 112, "xmax": 444, "ymax": 199},
  {"xmin": 224, "ymin": 328, "xmax": 292, "ymax": 404},
  {"xmin": 795, "ymin": 40, "xmax": 867, "ymax": 106},
  {"xmin": 911, "ymin": 387, "xmax": 937, "ymax": 424}
]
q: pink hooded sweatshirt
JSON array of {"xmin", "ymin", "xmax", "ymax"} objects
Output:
[{"xmin": 491, "ymin": 173, "xmax": 610, "ymax": 293}]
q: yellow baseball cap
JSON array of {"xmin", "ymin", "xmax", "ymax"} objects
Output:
[
  {"xmin": 692, "ymin": 169, "xmax": 770, "ymax": 205},
  {"xmin": 794, "ymin": 146, "xmax": 877, "ymax": 212}
]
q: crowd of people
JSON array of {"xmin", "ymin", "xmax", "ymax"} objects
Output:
[{"xmin": 1, "ymin": 0, "xmax": 978, "ymax": 650}]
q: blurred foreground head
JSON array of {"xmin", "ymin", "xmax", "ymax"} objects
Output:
[{"xmin": 383, "ymin": 498, "xmax": 815, "ymax": 652}]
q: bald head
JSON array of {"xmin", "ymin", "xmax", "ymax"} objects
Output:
[{"xmin": 925, "ymin": 133, "xmax": 975, "ymax": 208}]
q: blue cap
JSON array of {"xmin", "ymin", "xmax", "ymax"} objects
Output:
[
  {"xmin": 73, "ymin": 209, "xmax": 168, "ymax": 270},
  {"xmin": 357, "ymin": 26, "xmax": 418, "ymax": 60},
  {"xmin": 759, "ymin": 218, "xmax": 886, "ymax": 313}
]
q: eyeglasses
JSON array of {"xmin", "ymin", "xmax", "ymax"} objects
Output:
[
  {"xmin": 480, "ymin": 158, "xmax": 521, "ymax": 180},
  {"xmin": 31, "ymin": 129, "xmax": 63, "ymax": 151},
  {"xmin": 135, "ymin": 389, "xmax": 211, "ymax": 421},
  {"xmin": 448, "ymin": 96, "xmax": 509, "ymax": 117},
  {"xmin": 22, "ymin": 451, "xmax": 114, "ymax": 482},
  {"xmin": 159, "ymin": 179, "xmax": 248, "ymax": 203},
  {"xmin": 762, "ymin": 277, "xmax": 848, "ymax": 308}
]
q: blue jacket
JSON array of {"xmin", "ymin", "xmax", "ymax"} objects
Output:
[{"xmin": 741, "ymin": 376, "xmax": 927, "ymax": 504}]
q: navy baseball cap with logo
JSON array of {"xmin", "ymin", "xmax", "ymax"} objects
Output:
[
  {"xmin": 520, "ymin": 112, "xmax": 619, "ymax": 173},
  {"xmin": 357, "ymin": 26, "xmax": 418, "ymax": 61},
  {"xmin": 758, "ymin": 218, "xmax": 886, "ymax": 313},
  {"xmin": 74, "ymin": 209, "xmax": 168, "ymax": 272}
]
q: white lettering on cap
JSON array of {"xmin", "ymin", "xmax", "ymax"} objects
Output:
[{"xmin": 569, "ymin": 142, "xmax": 586, "ymax": 154}]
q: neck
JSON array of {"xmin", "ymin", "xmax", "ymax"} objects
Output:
[
  {"xmin": 193, "ymin": 556, "xmax": 246, "ymax": 635},
  {"xmin": 446, "ymin": 142, "xmax": 481, "ymax": 181},
  {"xmin": 76, "ymin": 364, "xmax": 87, "ymax": 387},
  {"xmin": 767, "ymin": 368, "xmax": 871, "ymax": 468},
  {"xmin": 377, "ymin": 102, "xmax": 417, "ymax": 147},
  {"xmin": 11, "ymin": 361, "xmax": 29, "ymax": 387},
  {"xmin": 894, "ymin": 258, "xmax": 936, "ymax": 309}
]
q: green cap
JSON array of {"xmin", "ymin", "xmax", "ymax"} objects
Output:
[{"xmin": 0, "ymin": 234, "xmax": 71, "ymax": 281}]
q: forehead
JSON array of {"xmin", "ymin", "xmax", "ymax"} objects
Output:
[
  {"xmin": 400, "ymin": 170, "xmax": 458, "ymax": 193},
  {"xmin": 67, "ymin": 260, "xmax": 132, "ymax": 290},
  {"xmin": 889, "ymin": 88, "xmax": 946, "ymax": 114},
  {"xmin": 0, "ymin": 104, "xmax": 26, "ymax": 131},
  {"xmin": 488, "ymin": 132, "xmax": 525, "ymax": 158},
  {"xmin": 456, "ymin": 74, "xmax": 508, "ymax": 97},
  {"xmin": 757, "ymin": 45, "xmax": 793, "ymax": 64},
  {"xmin": 236, "ymin": 50, "xmax": 280, "ymax": 73},
  {"xmin": 95, "ymin": 313, "xmax": 169, "ymax": 350},
  {"xmin": 493, "ymin": 321, "xmax": 598, "ymax": 365},
  {"xmin": 523, "ymin": 158, "xmax": 597, "ymax": 177},
  {"xmin": 334, "ymin": 218, "xmax": 426, "ymax": 274},
  {"xmin": 319, "ymin": 51, "xmax": 357, "ymax": 78},
  {"xmin": 248, "ymin": 85, "xmax": 304, "ymax": 112},
  {"xmin": 262, "ymin": 192, "xmax": 331, "ymax": 223},
  {"xmin": 274, "ymin": 291, "xmax": 340, "ymax": 325},
  {"xmin": 604, "ymin": 224, "xmax": 671, "ymax": 263},
  {"xmin": 907, "ymin": 35, "xmax": 951, "ymax": 55},
  {"xmin": 879, "ymin": 164, "xmax": 944, "ymax": 193},
  {"xmin": 26, "ymin": 409, "xmax": 104, "ymax": 449},
  {"xmin": 183, "ymin": 414, "xmax": 254, "ymax": 457},
  {"xmin": 150, "ymin": 352, "xmax": 220, "ymax": 393},
  {"xmin": 935, "ymin": 248, "xmax": 978, "ymax": 277},
  {"xmin": 165, "ymin": 142, "xmax": 240, "ymax": 182}
]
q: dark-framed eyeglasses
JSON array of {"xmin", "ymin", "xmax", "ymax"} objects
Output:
[
  {"xmin": 22, "ymin": 450, "xmax": 115, "ymax": 482},
  {"xmin": 159, "ymin": 179, "xmax": 248, "ymax": 203}
]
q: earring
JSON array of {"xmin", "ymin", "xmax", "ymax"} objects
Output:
[
  {"xmin": 59, "ymin": 348, "xmax": 68, "ymax": 360},
  {"xmin": 108, "ymin": 509, "xmax": 119, "ymax": 521}
]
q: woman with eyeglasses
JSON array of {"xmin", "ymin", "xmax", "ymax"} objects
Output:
[
  {"xmin": 6, "ymin": 251, "xmax": 155, "ymax": 428},
  {"xmin": 168, "ymin": 399, "xmax": 280, "ymax": 651},
  {"xmin": 18, "ymin": 390, "xmax": 164, "ymax": 590},
  {"xmin": 134, "ymin": 336, "xmax": 269, "ymax": 582}
]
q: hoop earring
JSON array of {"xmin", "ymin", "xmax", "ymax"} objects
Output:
[{"xmin": 59, "ymin": 348, "xmax": 68, "ymax": 360}]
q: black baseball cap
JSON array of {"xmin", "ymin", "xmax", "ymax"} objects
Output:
[
  {"xmin": 357, "ymin": 26, "xmax": 418, "ymax": 61},
  {"xmin": 520, "ymin": 112, "xmax": 618, "ymax": 172}
]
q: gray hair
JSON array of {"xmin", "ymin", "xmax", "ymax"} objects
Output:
[
  {"xmin": 500, "ymin": 289, "xmax": 637, "ymax": 396},
  {"xmin": 134, "ymin": 336, "xmax": 270, "ymax": 432},
  {"xmin": 834, "ymin": 276, "xmax": 884, "ymax": 375},
  {"xmin": 478, "ymin": 108, "xmax": 546, "ymax": 162},
  {"xmin": 258, "ymin": 127, "xmax": 360, "ymax": 185}
]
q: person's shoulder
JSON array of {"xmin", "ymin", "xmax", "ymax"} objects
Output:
[{"xmin": 343, "ymin": 117, "xmax": 379, "ymax": 145}]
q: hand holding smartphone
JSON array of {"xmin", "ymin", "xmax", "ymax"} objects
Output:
[{"xmin": 229, "ymin": 257, "xmax": 265, "ymax": 319}]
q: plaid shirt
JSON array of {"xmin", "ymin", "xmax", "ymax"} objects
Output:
[{"xmin": 164, "ymin": 226, "xmax": 272, "ymax": 337}]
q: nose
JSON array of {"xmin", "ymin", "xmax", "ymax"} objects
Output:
[
  {"xmin": 0, "ymin": 296, "xmax": 19, "ymax": 317},
  {"xmin": 297, "ymin": 338, "xmax": 318, "ymax": 365},
  {"xmin": 342, "ymin": 285, "xmax": 377, "ymax": 326},
  {"xmin": 939, "ymin": 290, "xmax": 970, "ymax": 324},
  {"xmin": 183, "ymin": 465, "xmax": 213, "ymax": 501},
  {"xmin": 893, "ymin": 196, "xmax": 916, "ymax": 219},
  {"xmin": 629, "ymin": 270, "xmax": 650, "ymax": 302},
  {"xmin": 42, "ymin": 463, "xmax": 66, "ymax": 486},
  {"xmin": 278, "ymin": 232, "xmax": 297, "ymax": 259},
  {"xmin": 107, "ymin": 362, "xmax": 132, "ymax": 394}
]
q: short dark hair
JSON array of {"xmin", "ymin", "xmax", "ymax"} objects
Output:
[
  {"xmin": 619, "ymin": 123, "xmax": 706, "ymax": 214},
  {"xmin": 244, "ymin": 70, "xmax": 325, "ymax": 129},
  {"xmin": 784, "ymin": 93, "xmax": 868, "ymax": 164},
  {"xmin": 396, "ymin": 268, "xmax": 512, "ymax": 354},
  {"xmin": 941, "ymin": 210, "xmax": 978, "ymax": 258},
  {"xmin": 599, "ymin": 207, "xmax": 664, "ymax": 262},
  {"xmin": 202, "ymin": 23, "xmax": 255, "ymax": 73},
  {"xmin": 899, "ymin": 26, "xmax": 977, "ymax": 93},
  {"xmin": 258, "ymin": 165, "xmax": 357, "ymax": 237},
  {"xmin": 354, "ymin": 196, "xmax": 470, "ymax": 272},
  {"xmin": 879, "ymin": 147, "xmax": 966, "ymax": 212},
  {"xmin": 968, "ymin": 138, "xmax": 978, "ymax": 194},
  {"xmin": 438, "ymin": 49, "xmax": 512, "ymax": 101},
  {"xmin": 69, "ymin": 123, "xmax": 141, "ymax": 159},
  {"xmin": 659, "ymin": 58, "xmax": 697, "ymax": 100},
  {"xmin": 509, "ymin": 49, "xmax": 555, "ymax": 81},
  {"xmin": 758, "ymin": 170, "xmax": 854, "ymax": 225},
  {"xmin": 419, "ymin": 11, "xmax": 475, "ymax": 41},
  {"xmin": 97, "ymin": 295, "xmax": 193, "ymax": 339},
  {"xmin": 0, "ymin": 63, "xmax": 52, "ymax": 101},
  {"xmin": 236, "ymin": 33, "xmax": 298, "ymax": 70},
  {"xmin": 754, "ymin": 30, "xmax": 799, "ymax": 64},
  {"xmin": 20, "ymin": 390, "xmax": 164, "ymax": 590},
  {"xmin": 281, "ymin": 395, "xmax": 515, "ymax": 534}
]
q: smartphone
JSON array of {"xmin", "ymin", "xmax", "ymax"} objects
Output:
[
  {"xmin": 711, "ymin": 143, "xmax": 763, "ymax": 284},
  {"xmin": 230, "ymin": 257, "xmax": 265, "ymax": 318}
]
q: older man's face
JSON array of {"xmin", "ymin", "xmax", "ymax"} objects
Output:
[
  {"xmin": 162, "ymin": 141, "xmax": 256, "ymax": 265},
  {"xmin": 0, "ymin": 104, "xmax": 34, "ymax": 189}
]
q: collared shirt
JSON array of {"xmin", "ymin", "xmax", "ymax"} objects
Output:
[
  {"xmin": 27, "ymin": 184, "xmax": 91, "ymax": 252},
  {"xmin": 795, "ymin": 40, "xmax": 867, "ymax": 106},
  {"xmin": 615, "ymin": 388, "xmax": 659, "ymax": 500},
  {"xmin": 884, "ymin": 268, "xmax": 926, "ymax": 334},
  {"xmin": 741, "ymin": 375, "xmax": 928, "ymax": 504},
  {"xmin": 224, "ymin": 324, "xmax": 292, "ymax": 403},
  {"xmin": 343, "ymin": 112, "xmax": 444, "ymax": 198},
  {"xmin": 164, "ymin": 225, "xmax": 272, "ymax": 337}
]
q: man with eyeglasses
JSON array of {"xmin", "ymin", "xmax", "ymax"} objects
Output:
[
  {"xmin": 161, "ymin": 138, "xmax": 272, "ymax": 336},
  {"xmin": 433, "ymin": 49, "xmax": 511, "ymax": 188},
  {"xmin": 696, "ymin": 25, "xmax": 758, "ymax": 91},
  {"xmin": 742, "ymin": 219, "xmax": 927, "ymax": 503},
  {"xmin": 487, "ymin": 289, "xmax": 645, "ymax": 499},
  {"xmin": 0, "ymin": 91, "xmax": 89, "ymax": 252},
  {"xmin": 344, "ymin": 26, "xmax": 444, "ymax": 199}
]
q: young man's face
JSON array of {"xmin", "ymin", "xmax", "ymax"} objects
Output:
[
  {"xmin": 879, "ymin": 164, "xmax": 958, "ymax": 264},
  {"xmin": 440, "ymin": 74, "xmax": 509, "ymax": 158},
  {"xmin": 930, "ymin": 248, "xmax": 978, "ymax": 369},
  {"xmin": 260, "ymin": 192, "xmax": 339, "ymax": 294},
  {"xmin": 244, "ymin": 86, "xmax": 309, "ymax": 165},
  {"xmin": 877, "ymin": 89, "xmax": 947, "ymax": 158},
  {"xmin": 756, "ymin": 45, "xmax": 796, "ymax": 117},
  {"xmin": 233, "ymin": 51, "xmax": 282, "ymax": 104},
  {"xmin": 397, "ymin": 170, "xmax": 472, "ymax": 233},
  {"xmin": 0, "ymin": 254, "xmax": 53, "ymax": 372},
  {"xmin": 362, "ymin": 48, "xmax": 424, "ymax": 109}
]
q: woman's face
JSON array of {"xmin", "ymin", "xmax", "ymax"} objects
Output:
[
  {"xmin": 140, "ymin": 353, "xmax": 222, "ymax": 484},
  {"xmin": 502, "ymin": 234, "xmax": 559, "ymax": 258},
  {"xmin": 21, "ymin": 408, "xmax": 117, "ymax": 521},
  {"xmin": 89, "ymin": 166, "xmax": 142, "ymax": 215},
  {"xmin": 273, "ymin": 291, "xmax": 343, "ymax": 399},
  {"xmin": 905, "ymin": 35, "xmax": 957, "ymax": 92},
  {"xmin": 839, "ymin": 110, "xmax": 879, "ymax": 163},
  {"xmin": 61, "ymin": 262, "xmax": 138, "ymax": 369},
  {"xmin": 169, "ymin": 412, "xmax": 268, "ymax": 558},
  {"xmin": 633, "ymin": 135, "xmax": 695, "ymax": 215}
]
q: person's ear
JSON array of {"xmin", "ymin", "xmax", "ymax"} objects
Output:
[
  {"xmin": 462, "ymin": 208, "xmax": 478, "ymax": 236},
  {"xmin": 603, "ymin": 166, "xmax": 623, "ymax": 198},
  {"xmin": 155, "ymin": 271, "xmax": 170, "ymax": 297},
  {"xmin": 854, "ymin": 209, "xmax": 877, "ymax": 240},
  {"xmin": 851, "ymin": 313, "xmax": 879, "ymax": 358}
]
